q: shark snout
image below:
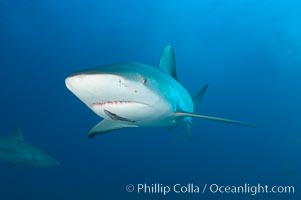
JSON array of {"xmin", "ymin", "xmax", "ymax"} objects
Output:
[
  {"xmin": 65, "ymin": 75, "xmax": 82, "ymax": 92},
  {"xmin": 65, "ymin": 74, "xmax": 94, "ymax": 96},
  {"xmin": 65, "ymin": 73, "xmax": 135, "ymax": 102},
  {"xmin": 65, "ymin": 73, "xmax": 116, "ymax": 90}
]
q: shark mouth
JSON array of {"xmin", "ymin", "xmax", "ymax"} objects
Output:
[
  {"xmin": 91, "ymin": 101, "xmax": 151, "ymax": 122},
  {"xmin": 92, "ymin": 101, "xmax": 135, "ymax": 107},
  {"xmin": 91, "ymin": 101, "xmax": 144, "ymax": 123}
]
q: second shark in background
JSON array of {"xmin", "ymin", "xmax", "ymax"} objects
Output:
[{"xmin": 0, "ymin": 127, "xmax": 59, "ymax": 167}]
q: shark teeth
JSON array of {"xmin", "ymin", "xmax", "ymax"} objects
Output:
[{"xmin": 92, "ymin": 101, "xmax": 133, "ymax": 106}]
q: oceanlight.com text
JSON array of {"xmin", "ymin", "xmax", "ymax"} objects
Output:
[
  {"xmin": 208, "ymin": 183, "xmax": 294, "ymax": 196},
  {"xmin": 125, "ymin": 183, "xmax": 295, "ymax": 196}
]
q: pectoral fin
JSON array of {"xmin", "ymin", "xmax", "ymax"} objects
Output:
[
  {"xmin": 88, "ymin": 119, "xmax": 137, "ymax": 138},
  {"xmin": 175, "ymin": 112, "xmax": 256, "ymax": 127}
]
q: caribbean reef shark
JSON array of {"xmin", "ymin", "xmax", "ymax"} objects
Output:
[
  {"xmin": 66, "ymin": 45, "xmax": 254, "ymax": 138},
  {"xmin": 0, "ymin": 127, "xmax": 59, "ymax": 167}
]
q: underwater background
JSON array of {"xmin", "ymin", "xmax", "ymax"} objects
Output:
[{"xmin": 0, "ymin": 0, "xmax": 300, "ymax": 199}]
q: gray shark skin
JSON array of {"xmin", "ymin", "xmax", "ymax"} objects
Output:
[
  {"xmin": 0, "ymin": 127, "xmax": 59, "ymax": 167},
  {"xmin": 66, "ymin": 45, "xmax": 254, "ymax": 138}
]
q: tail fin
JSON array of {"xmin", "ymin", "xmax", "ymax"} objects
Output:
[{"xmin": 193, "ymin": 84, "xmax": 208, "ymax": 111}]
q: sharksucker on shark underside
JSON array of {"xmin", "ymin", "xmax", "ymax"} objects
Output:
[
  {"xmin": 65, "ymin": 45, "xmax": 255, "ymax": 138},
  {"xmin": 104, "ymin": 109, "xmax": 136, "ymax": 123}
]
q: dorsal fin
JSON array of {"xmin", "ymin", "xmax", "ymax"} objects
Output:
[
  {"xmin": 193, "ymin": 84, "xmax": 208, "ymax": 111},
  {"xmin": 10, "ymin": 126, "xmax": 24, "ymax": 141},
  {"xmin": 159, "ymin": 45, "xmax": 177, "ymax": 80}
]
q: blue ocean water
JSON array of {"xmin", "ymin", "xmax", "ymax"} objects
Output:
[{"xmin": 0, "ymin": 0, "xmax": 300, "ymax": 199}]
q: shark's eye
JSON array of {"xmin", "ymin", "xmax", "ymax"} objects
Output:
[{"xmin": 141, "ymin": 76, "xmax": 148, "ymax": 85}]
